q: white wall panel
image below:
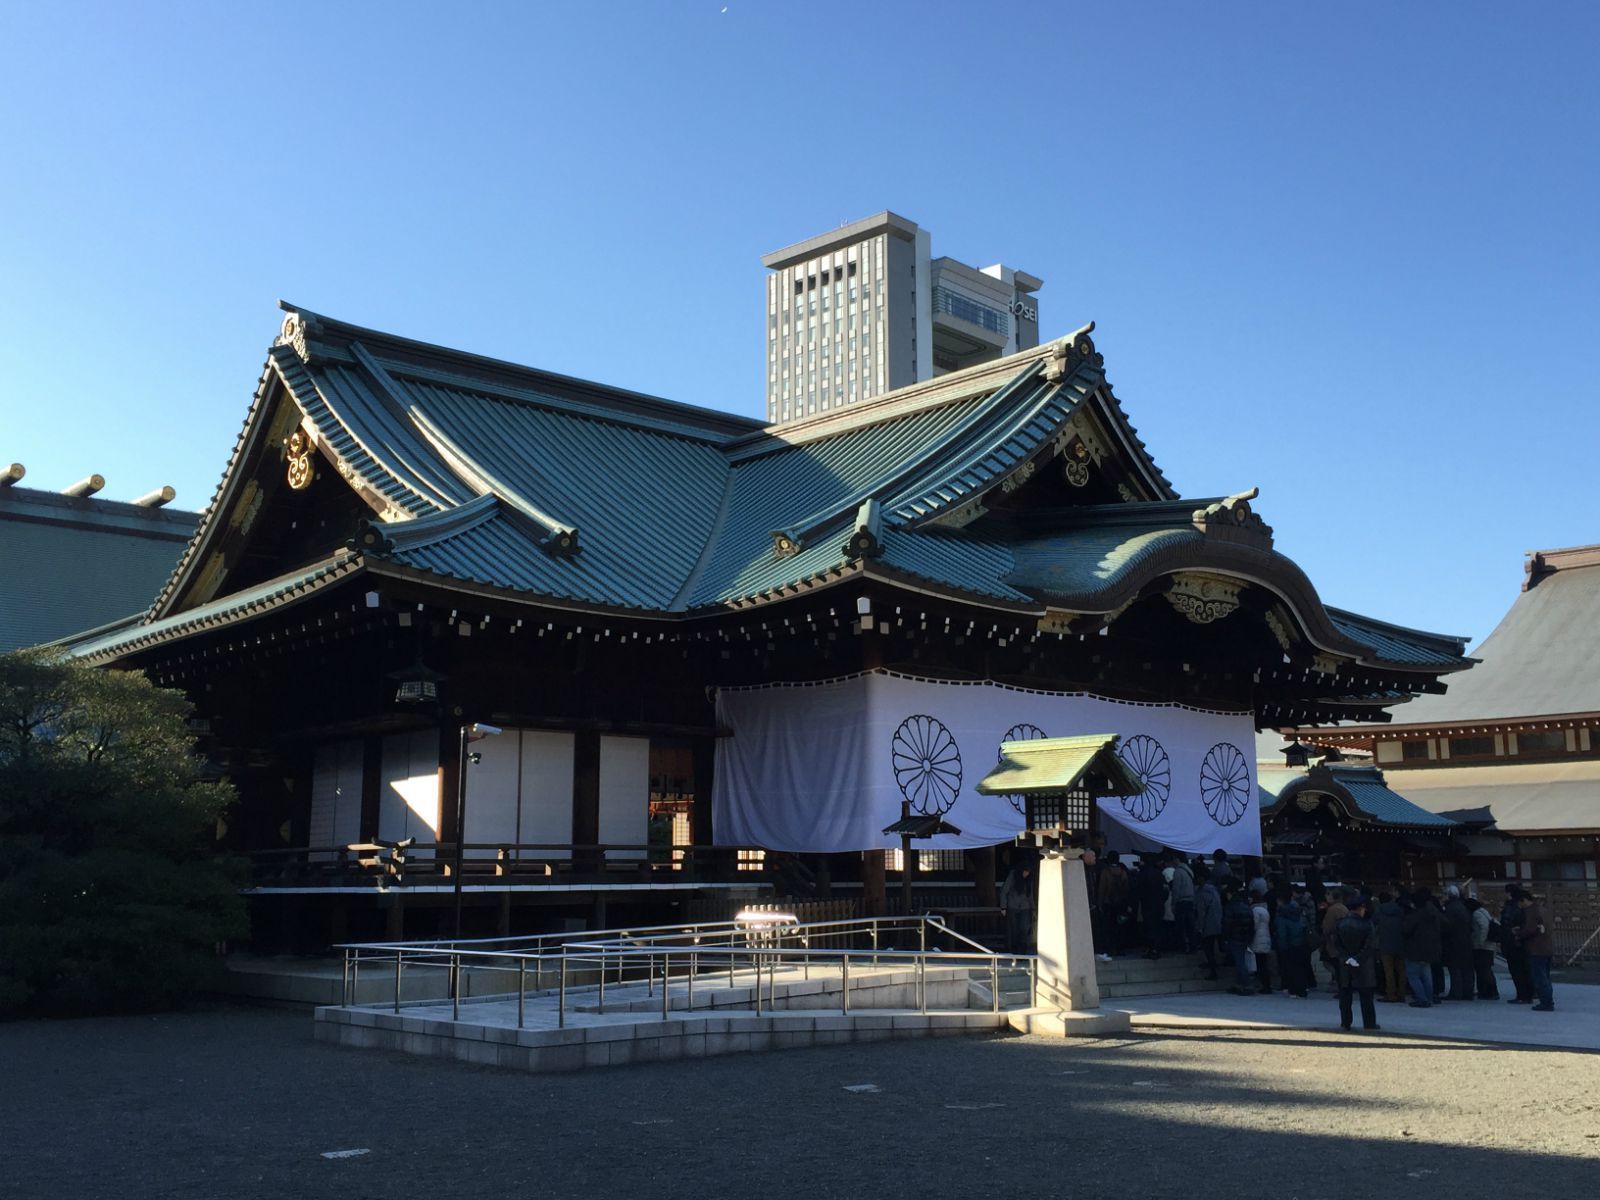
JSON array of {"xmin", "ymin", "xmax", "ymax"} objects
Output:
[
  {"xmin": 519, "ymin": 731, "xmax": 575, "ymax": 859},
  {"xmin": 599, "ymin": 734, "xmax": 650, "ymax": 859},
  {"xmin": 463, "ymin": 732, "xmax": 521, "ymax": 857}
]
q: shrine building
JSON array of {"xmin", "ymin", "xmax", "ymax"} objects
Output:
[{"xmin": 69, "ymin": 304, "xmax": 1473, "ymax": 946}]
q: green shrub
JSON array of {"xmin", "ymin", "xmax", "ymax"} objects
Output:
[{"xmin": 0, "ymin": 650, "xmax": 246, "ymax": 1016}]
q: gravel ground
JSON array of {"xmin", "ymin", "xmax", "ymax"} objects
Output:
[{"xmin": 3, "ymin": 1005, "xmax": 1597, "ymax": 1200}]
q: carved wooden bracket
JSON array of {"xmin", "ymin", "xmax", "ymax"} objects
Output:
[{"xmin": 1166, "ymin": 572, "xmax": 1243, "ymax": 624}]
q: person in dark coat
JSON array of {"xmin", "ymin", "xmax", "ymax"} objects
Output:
[
  {"xmin": 1375, "ymin": 890, "xmax": 1407, "ymax": 1002},
  {"xmin": 1517, "ymin": 890, "xmax": 1556, "ymax": 1011},
  {"xmin": 1095, "ymin": 851, "xmax": 1132, "ymax": 957},
  {"xmin": 1500, "ymin": 884, "xmax": 1533, "ymax": 1003},
  {"xmin": 1193, "ymin": 866, "xmax": 1223, "ymax": 979},
  {"xmin": 1272, "ymin": 887, "xmax": 1311, "ymax": 997},
  {"xmin": 1441, "ymin": 885, "xmax": 1474, "ymax": 999},
  {"xmin": 1137, "ymin": 855, "xmax": 1169, "ymax": 959},
  {"xmin": 1402, "ymin": 887, "xmax": 1442, "ymax": 1007},
  {"xmin": 999, "ymin": 859, "xmax": 1035, "ymax": 954},
  {"xmin": 1332, "ymin": 895, "xmax": 1381, "ymax": 1030},
  {"xmin": 1221, "ymin": 884, "xmax": 1256, "ymax": 994}
]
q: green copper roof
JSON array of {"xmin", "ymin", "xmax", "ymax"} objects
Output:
[
  {"xmin": 82, "ymin": 305, "xmax": 1472, "ymax": 685},
  {"xmin": 976, "ymin": 734, "xmax": 1143, "ymax": 797},
  {"xmin": 1260, "ymin": 764, "xmax": 1456, "ymax": 830}
]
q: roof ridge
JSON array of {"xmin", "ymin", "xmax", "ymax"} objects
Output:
[
  {"xmin": 772, "ymin": 362, "xmax": 1047, "ymax": 551},
  {"xmin": 728, "ymin": 323, "xmax": 1100, "ymax": 458},
  {"xmin": 278, "ymin": 303, "xmax": 763, "ymax": 442}
]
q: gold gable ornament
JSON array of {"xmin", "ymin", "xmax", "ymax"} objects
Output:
[
  {"xmin": 285, "ymin": 430, "xmax": 315, "ymax": 491},
  {"xmin": 1166, "ymin": 572, "xmax": 1242, "ymax": 625}
]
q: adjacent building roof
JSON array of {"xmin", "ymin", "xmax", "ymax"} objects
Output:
[
  {"xmin": 1323, "ymin": 545, "xmax": 1600, "ymax": 731},
  {"xmin": 0, "ymin": 480, "xmax": 199, "ymax": 653},
  {"xmin": 1378, "ymin": 760, "xmax": 1600, "ymax": 835},
  {"xmin": 69, "ymin": 304, "xmax": 1473, "ymax": 699},
  {"xmin": 1259, "ymin": 763, "xmax": 1457, "ymax": 831}
]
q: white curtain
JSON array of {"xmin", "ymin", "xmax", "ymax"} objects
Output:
[{"xmin": 713, "ymin": 671, "xmax": 1260, "ymax": 855}]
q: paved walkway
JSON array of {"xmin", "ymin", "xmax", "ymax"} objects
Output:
[{"xmin": 1116, "ymin": 976, "xmax": 1600, "ymax": 1051}]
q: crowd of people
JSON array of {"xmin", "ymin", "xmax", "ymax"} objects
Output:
[{"xmin": 999, "ymin": 848, "xmax": 1559, "ymax": 1028}]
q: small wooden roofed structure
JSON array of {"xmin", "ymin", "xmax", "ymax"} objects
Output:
[
  {"xmin": 61, "ymin": 304, "xmax": 1475, "ymax": 943},
  {"xmin": 978, "ymin": 734, "xmax": 1143, "ymax": 799}
]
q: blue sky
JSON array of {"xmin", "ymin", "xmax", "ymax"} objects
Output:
[{"xmin": 2, "ymin": 1, "xmax": 1596, "ymax": 648}]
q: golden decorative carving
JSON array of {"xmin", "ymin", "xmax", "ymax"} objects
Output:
[
  {"xmin": 1264, "ymin": 608, "xmax": 1294, "ymax": 652},
  {"xmin": 1000, "ymin": 459, "xmax": 1037, "ymax": 494},
  {"xmin": 285, "ymin": 430, "xmax": 315, "ymax": 491},
  {"xmin": 276, "ymin": 312, "xmax": 315, "ymax": 363},
  {"xmin": 1312, "ymin": 654, "xmax": 1341, "ymax": 676},
  {"xmin": 1064, "ymin": 442, "xmax": 1091, "ymax": 488},
  {"xmin": 1166, "ymin": 572, "xmax": 1242, "ymax": 625},
  {"xmin": 1037, "ymin": 609, "xmax": 1076, "ymax": 635},
  {"xmin": 926, "ymin": 498, "xmax": 988, "ymax": 529}
]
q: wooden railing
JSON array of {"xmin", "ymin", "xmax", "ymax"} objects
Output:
[{"xmin": 246, "ymin": 842, "xmax": 770, "ymax": 888}]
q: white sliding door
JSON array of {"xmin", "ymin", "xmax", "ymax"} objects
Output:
[
  {"xmin": 379, "ymin": 729, "xmax": 440, "ymax": 853},
  {"xmin": 599, "ymin": 734, "xmax": 650, "ymax": 860},
  {"xmin": 518, "ymin": 731, "xmax": 575, "ymax": 859}
]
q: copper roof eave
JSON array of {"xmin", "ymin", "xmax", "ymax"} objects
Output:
[
  {"xmin": 76, "ymin": 556, "xmax": 366, "ymax": 665},
  {"xmin": 1006, "ymin": 535, "xmax": 1460, "ymax": 674},
  {"xmin": 1304, "ymin": 712, "xmax": 1600, "ymax": 740},
  {"xmin": 149, "ymin": 357, "xmax": 288, "ymax": 620}
]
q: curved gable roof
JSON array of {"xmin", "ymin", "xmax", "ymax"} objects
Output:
[{"xmin": 103, "ymin": 305, "xmax": 1468, "ymax": 690}]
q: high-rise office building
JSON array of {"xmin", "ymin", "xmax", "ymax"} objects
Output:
[{"xmin": 761, "ymin": 211, "xmax": 1042, "ymax": 423}]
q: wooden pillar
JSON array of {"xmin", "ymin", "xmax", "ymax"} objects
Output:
[
  {"xmin": 437, "ymin": 720, "xmax": 461, "ymax": 847},
  {"xmin": 861, "ymin": 850, "xmax": 887, "ymax": 917},
  {"xmin": 859, "ymin": 600, "xmax": 889, "ymax": 918},
  {"xmin": 690, "ymin": 734, "xmax": 722, "ymax": 879},
  {"xmin": 572, "ymin": 731, "xmax": 601, "ymax": 873},
  {"xmin": 359, "ymin": 736, "xmax": 383, "ymax": 841},
  {"xmin": 972, "ymin": 846, "xmax": 997, "ymax": 907}
]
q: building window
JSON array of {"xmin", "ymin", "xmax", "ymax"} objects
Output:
[
  {"xmin": 932, "ymin": 286, "xmax": 1011, "ymax": 336},
  {"xmin": 1402, "ymin": 740, "xmax": 1430, "ymax": 761},
  {"xmin": 1516, "ymin": 730, "xmax": 1566, "ymax": 755},
  {"xmin": 1448, "ymin": 735, "xmax": 1495, "ymax": 759}
]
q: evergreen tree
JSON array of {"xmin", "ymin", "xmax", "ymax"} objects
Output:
[{"xmin": 0, "ymin": 650, "xmax": 245, "ymax": 1015}]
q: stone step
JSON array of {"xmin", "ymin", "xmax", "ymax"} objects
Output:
[
  {"xmin": 1094, "ymin": 957, "xmax": 1214, "ymax": 985},
  {"xmin": 1099, "ymin": 976, "xmax": 1231, "ymax": 999}
]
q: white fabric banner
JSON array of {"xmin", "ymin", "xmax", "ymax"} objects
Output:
[{"xmin": 713, "ymin": 671, "xmax": 1260, "ymax": 855}]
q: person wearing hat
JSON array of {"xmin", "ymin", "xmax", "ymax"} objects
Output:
[{"xmin": 1331, "ymin": 894, "xmax": 1381, "ymax": 1031}]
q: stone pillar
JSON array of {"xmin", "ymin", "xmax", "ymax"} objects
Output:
[
  {"xmin": 1035, "ymin": 852, "xmax": 1100, "ymax": 1010},
  {"xmin": 1013, "ymin": 851, "xmax": 1130, "ymax": 1037}
]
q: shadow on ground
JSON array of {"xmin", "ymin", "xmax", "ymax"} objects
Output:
[{"xmin": 5, "ymin": 1005, "xmax": 1597, "ymax": 1200}]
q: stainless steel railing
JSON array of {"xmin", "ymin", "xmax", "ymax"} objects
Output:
[{"xmin": 334, "ymin": 914, "xmax": 1037, "ymax": 1028}]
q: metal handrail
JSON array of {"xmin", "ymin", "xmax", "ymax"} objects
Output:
[{"xmin": 337, "ymin": 914, "xmax": 1036, "ymax": 1028}]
